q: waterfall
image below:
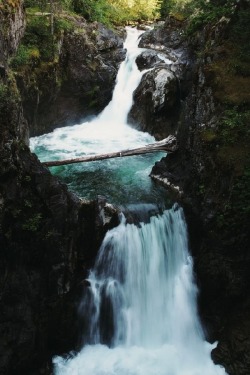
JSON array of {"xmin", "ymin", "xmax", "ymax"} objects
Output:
[
  {"xmin": 53, "ymin": 205, "xmax": 226, "ymax": 375},
  {"xmin": 32, "ymin": 28, "xmax": 227, "ymax": 375},
  {"xmin": 98, "ymin": 28, "xmax": 145, "ymax": 124},
  {"xmin": 29, "ymin": 27, "xmax": 165, "ymax": 204}
]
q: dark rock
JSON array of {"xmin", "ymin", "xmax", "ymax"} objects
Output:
[
  {"xmin": 148, "ymin": 13, "xmax": 250, "ymax": 375},
  {"xmin": 139, "ymin": 17, "xmax": 186, "ymax": 50},
  {"xmin": 136, "ymin": 50, "xmax": 162, "ymax": 70},
  {"xmin": 211, "ymin": 308, "xmax": 250, "ymax": 375},
  {"xmin": 0, "ymin": 6, "xmax": 120, "ymax": 373},
  {"xmin": 128, "ymin": 18, "xmax": 192, "ymax": 140},
  {"xmin": 17, "ymin": 20, "xmax": 125, "ymax": 137},
  {"xmin": 0, "ymin": 1, "xmax": 26, "ymax": 66},
  {"xmin": 128, "ymin": 66, "xmax": 180, "ymax": 139}
]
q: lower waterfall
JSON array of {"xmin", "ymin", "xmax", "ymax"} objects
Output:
[{"xmin": 53, "ymin": 205, "xmax": 226, "ymax": 375}]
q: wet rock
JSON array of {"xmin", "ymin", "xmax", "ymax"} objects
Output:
[
  {"xmin": 128, "ymin": 18, "xmax": 192, "ymax": 140},
  {"xmin": 136, "ymin": 50, "xmax": 162, "ymax": 70},
  {"xmin": 128, "ymin": 66, "xmax": 179, "ymax": 139}
]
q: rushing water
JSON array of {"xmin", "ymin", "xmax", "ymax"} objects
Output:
[
  {"xmin": 53, "ymin": 205, "xmax": 226, "ymax": 375},
  {"xmin": 31, "ymin": 27, "xmax": 227, "ymax": 375},
  {"xmin": 30, "ymin": 28, "xmax": 167, "ymax": 205}
]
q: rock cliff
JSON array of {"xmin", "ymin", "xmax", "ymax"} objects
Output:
[
  {"xmin": 12, "ymin": 15, "xmax": 125, "ymax": 136},
  {"xmin": 0, "ymin": 2, "xmax": 119, "ymax": 374},
  {"xmin": 140, "ymin": 12, "xmax": 250, "ymax": 375},
  {"xmin": 128, "ymin": 18, "xmax": 192, "ymax": 139}
]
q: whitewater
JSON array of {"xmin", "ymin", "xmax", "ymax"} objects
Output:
[{"xmin": 31, "ymin": 27, "xmax": 227, "ymax": 375}]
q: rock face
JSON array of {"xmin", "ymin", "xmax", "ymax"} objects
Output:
[
  {"xmin": 17, "ymin": 20, "xmax": 125, "ymax": 137},
  {"xmin": 149, "ymin": 14, "xmax": 250, "ymax": 375},
  {"xmin": 0, "ymin": 0, "xmax": 26, "ymax": 67},
  {"xmin": 128, "ymin": 66, "xmax": 179, "ymax": 139},
  {"xmin": 128, "ymin": 18, "xmax": 192, "ymax": 139},
  {"xmin": 0, "ymin": 4, "xmax": 119, "ymax": 374}
]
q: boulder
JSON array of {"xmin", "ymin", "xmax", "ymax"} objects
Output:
[
  {"xmin": 128, "ymin": 66, "xmax": 179, "ymax": 139},
  {"xmin": 135, "ymin": 50, "xmax": 162, "ymax": 70}
]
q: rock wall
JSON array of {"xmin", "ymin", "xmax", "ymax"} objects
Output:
[
  {"xmin": 147, "ymin": 14, "xmax": 250, "ymax": 375},
  {"xmin": 0, "ymin": 3, "xmax": 119, "ymax": 374},
  {"xmin": 0, "ymin": 0, "xmax": 26, "ymax": 68},
  {"xmin": 15, "ymin": 18, "xmax": 125, "ymax": 137},
  {"xmin": 128, "ymin": 18, "xmax": 192, "ymax": 139}
]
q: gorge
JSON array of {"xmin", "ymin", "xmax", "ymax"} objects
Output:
[{"xmin": 0, "ymin": 1, "xmax": 250, "ymax": 375}]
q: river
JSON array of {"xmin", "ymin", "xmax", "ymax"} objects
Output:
[{"xmin": 31, "ymin": 27, "xmax": 227, "ymax": 375}]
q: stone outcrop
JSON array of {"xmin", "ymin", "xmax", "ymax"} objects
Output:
[
  {"xmin": 128, "ymin": 66, "xmax": 179, "ymax": 139},
  {"xmin": 128, "ymin": 18, "xmax": 192, "ymax": 139}
]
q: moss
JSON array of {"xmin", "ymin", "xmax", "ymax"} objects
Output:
[
  {"xmin": 209, "ymin": 60, "xmax": 250, "ymax": 105},
  {"xmin": 0, "ymin": 78, "xmax": 20, "ymax": 113},
  {"xmin": 214, "ymin": 161, "xmax": 250, "ymax": 244},
  {"xmin": 217, "ymin": 146, "xmax": 248, "ymax": 175},
  {"xmin": 200, "ymin": 129, "xmax": 217, "ymax": 142},
  {"xmin": 0, "ymin": 0, "xmax": 21, "ymax": 12},
  {"xmin": 22, "ymin": 212, "xmax": 43, "ymax": 232},
  {"xmin": 170, "ymin": 12, "xmax": 186, "ymax": 22}
]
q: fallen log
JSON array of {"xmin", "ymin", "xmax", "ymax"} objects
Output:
[{"xmin": 42, "ymin": 135, "xmax": 177, "ymax": 167}]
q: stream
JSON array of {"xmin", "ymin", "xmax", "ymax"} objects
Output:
[{"xmin": 31, "ymin": 27, "xmax": 227, "ymax": 375}]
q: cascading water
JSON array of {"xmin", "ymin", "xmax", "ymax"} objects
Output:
[
  {"xmin": 30, "ymin": 28, "xmax": 165, "ymax": 205},
  {"xmin": 31, "ymin": 28, "xmax": 227, "ymax": 375},
  {"xmin": 53, "ymin": 205, "xmax": 226, "ymax": 375}
]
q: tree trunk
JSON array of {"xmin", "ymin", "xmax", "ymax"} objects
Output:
[{"xmin": 42, "ymin": 135, "xmax": 177, "ymax": 167}]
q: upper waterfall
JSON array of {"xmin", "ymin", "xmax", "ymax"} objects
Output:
[
  {"xmin": 30, "ymin": 28, "xmax": 166, "ymax": 205},
  {"xmin": 98, "ymin": 27, "xmax": 145, "ymax": 124}
]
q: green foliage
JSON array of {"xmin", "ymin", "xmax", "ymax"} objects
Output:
[
  {"xmin": 22, "ymin": 213, "xmax": 42, "ymax": 232},
  {"xmin": 0, "ymin": 82, "xmax": 7, "ymax": 102},
  {"xmin": 233, "ymin": 165, "xmax": 250, "ymax": 214},
  {"xmin": 72, "ymin": 0, "xmax": 161, "ymax": 25},
  {"xmin": 27, "ymin": 16, "xmax": 57, "ymax": 60},
  {"xmin": 0, "ymin": 0, "xmax": 21, "ymax": 13},
  {"xmin": 10, "ymin": 44, "xmax": 40, "ymax": 68},
  {"xmin": 73, "ymin": 0, "xmax": 108, "ymax": 22},
  {"xmin": 220, "ymin": 108, "xmax": 250, "ymax": 145},
  {"xmin": 215, "ymin": 161, "xmax": 250, "ymax": 239},
  {"xmin": 0, "ymin": 80, "xmax": 19, "ymax": 112},
  {"xmin": 229, "ymin": 8, "xmax": 250, "ymax": 68},
  {"xmin": 186, "ymin": 0, "xmax": 236, "ymax": 34},
  {"xmin": 160, "ymin": 0, "xmax": 190, "ymax": 18},
  {"xmin": 10, "ymin": 9, "xmax": 75, "ymax": 70},
  {"xmin": 24, "ymin": 0, "xmax": 73, "ymax": 11},
  {"xmin": 159, "ymin": 0, "xmax": 237, "ymax": 32},
  {"xmin": 54, "ymin": 17, "xmax": 74, "ymax": 32}
]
